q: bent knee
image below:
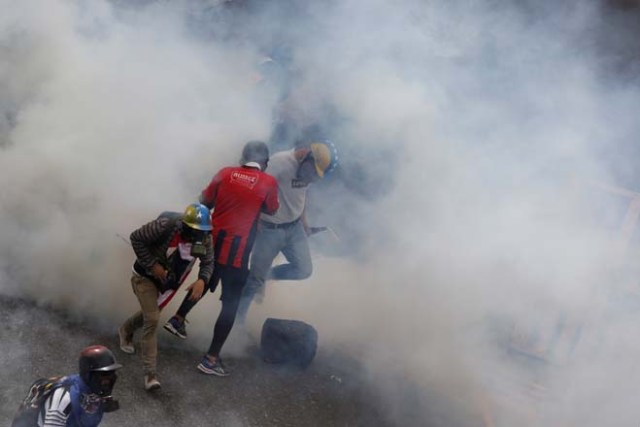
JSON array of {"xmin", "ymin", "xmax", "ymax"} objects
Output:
[
  {"xmin": 244, "ymin": 277, "xmax": 265, "ymax": 293},
  {"xmin": 299, "ymin": 263, "xmax": 312, "ymax": 280},
  {"xmin": 143, "ymin": 311, "xmax": 160, "ymax": 327}
]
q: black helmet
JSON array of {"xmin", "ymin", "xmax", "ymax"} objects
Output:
[
  {"xmin": 79, "ymin": 345, "xmax": 122, "ymax": 396},
  {"xmin": 240, "ymin": 140, "xmax": 270, "ymax": 170}
]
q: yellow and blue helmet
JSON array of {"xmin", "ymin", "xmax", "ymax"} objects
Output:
[
  {"xmin": 309, "ymin": 140, "xmax": 338, "ymax": 178},
  {"xmin": 182, "ymin": 203, "xmax": 212, "ymax": 231}
]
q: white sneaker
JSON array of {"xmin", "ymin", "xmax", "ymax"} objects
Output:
[
  {"xmin": 118, "ymin": 326, "xmax": 135, "ymax": 354},
  {"xmin": 144, "ymin": 373, "xmax": 161, "ymax": 391}
]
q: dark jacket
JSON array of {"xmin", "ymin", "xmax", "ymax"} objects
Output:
[{"xmin": 130, "ymin": 217, "xmax": 214, "ymax": 287}]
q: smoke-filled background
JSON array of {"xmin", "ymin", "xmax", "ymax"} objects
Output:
[{"xmin": 2, "ymin": 0, "xmax": 640, "ymax": 425}]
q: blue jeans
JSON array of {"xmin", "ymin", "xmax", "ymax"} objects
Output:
[{"xmin": 236, "ymin": 220, "xmax": 312, "ymax": 324}]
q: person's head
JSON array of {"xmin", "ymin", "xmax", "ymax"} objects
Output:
[
  {"xmin": 240, "ymin": 140, "xmax": 270, "ymax": 171},
  {"xmin": 79, "ymin": 345, "xmax": 122, "ymax": 397},
  {"xmin": 294, "ymin": 140, "xmax": 339, "ymax": 184},
  {"xmin": 181, "ymin": 203, "xmax": 212, "ymax": 256}
]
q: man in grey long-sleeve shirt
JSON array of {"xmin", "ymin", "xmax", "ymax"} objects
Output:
[
  {"xmin": 118, "ymin": 203, "xmax": 214, "ymax": 391},
  {"xmin": 236, "ymin": 139, "xmax": 338, "ymax": 325}
]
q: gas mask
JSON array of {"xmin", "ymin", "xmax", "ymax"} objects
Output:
[
  {"xmin": 102, "ymin": 396, "xmax": 120, "ymax": 413},
  {"xmin": 181, "ymin": 226, "xmax": 208, "ymax": 257},
  {"xmin": 84, "ymin": 371, "xmax": 120, "ymax": 413},
  {"xmin": 87, "ymin": 370, "xmax": 117, "ymax": 397}
]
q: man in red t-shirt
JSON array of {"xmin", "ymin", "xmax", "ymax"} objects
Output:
[{"xmin": 164, "ymin": 141, "xmax": 279, "ymax": 376}]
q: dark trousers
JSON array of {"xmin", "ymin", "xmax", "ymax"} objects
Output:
[{"xmin": 176, "ymin": 263, "xmax": 248, "ymax": 357}]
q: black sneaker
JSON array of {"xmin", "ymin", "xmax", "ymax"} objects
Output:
[{"xmin": 163, "ymin": 316, "xmax": 187, "ymax": 339}]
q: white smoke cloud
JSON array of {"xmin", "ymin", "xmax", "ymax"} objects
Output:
[
  {"xmin": 2, "ymin": 0, "xmax": 640, "ymax": 425},
  {"xmin": 0, "ymin": 0, "xmax": 276, "ymax": 308}
]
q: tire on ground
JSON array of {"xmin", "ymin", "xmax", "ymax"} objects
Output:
[{"xmin": 260, "ymin": 318, "xmax": 318, "ymax": 368}]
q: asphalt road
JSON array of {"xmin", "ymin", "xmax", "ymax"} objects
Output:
[{"xmin": 0, "ymin": 296, "xmax": 390, "ymax": 427}]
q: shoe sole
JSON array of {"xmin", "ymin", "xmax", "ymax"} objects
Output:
[
  {"xmin": 145, "ymin": 383, "xmax": 161, "ymax": 391},
  {"xmin": 119, "ymin": 345, "xmax": 135, "ymax": 354},
  {"xmin": 197, "ymin": 363, "xmax": 229, "ymax": 377},
  {"xmin": 118, "ymin": 328, "xmax": 135, "ymax": 354},
  {"xmin": 163, "ymin": 323, "xmax": 187, "ymax": 339}
]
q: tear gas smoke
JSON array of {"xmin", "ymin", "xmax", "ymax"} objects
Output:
[{"xmin": 1, "ymin": 0, "xmax": 640, "ymax": 425}]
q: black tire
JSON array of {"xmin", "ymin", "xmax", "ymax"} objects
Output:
[{"xmin": 260, "ymin": 318, "xmax": 318, "ymax": 369}]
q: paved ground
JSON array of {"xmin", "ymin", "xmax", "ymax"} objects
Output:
[{"xmin": 0, "ymin": 296, "xmax": 391, "ymax": 427}]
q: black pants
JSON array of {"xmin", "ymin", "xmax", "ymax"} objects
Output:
[{"xmin": 176, "ymin": 263, "xmax": 248, "ymax": 357}]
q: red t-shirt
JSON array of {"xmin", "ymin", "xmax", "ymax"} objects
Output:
[{"xmin": 201, "ymin": 166, "xmax": 279, "ymax": 268}]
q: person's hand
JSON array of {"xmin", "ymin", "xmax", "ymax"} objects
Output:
[
  {"xmin": 187, "ymin": 279, "xmax": 206, "ymax": 301},
  {"xmin": 301, "ymin": 212, "xmax": 310, "ymax": 236},
  {"xmin": 151, "ymin": 263, "xmax": 168, "ymax": 281}
]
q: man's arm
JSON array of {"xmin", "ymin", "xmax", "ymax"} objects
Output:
[
  {"xmin": 129, "ymin": 217, "xmax": 172, "ymax": 270},
  {"xmin": 300, "ymin": 207, "xmax": 310, "ymax": 236},
  {"xmin": 197, "ymin": 236, "xmax": 215, "ymax": 284},
  {"xmin": 261, "ymin": 177, "xmax": 280, "ymax": 215},
  {"xmin": 200, "ymin": 170, "xmax": 224, "ymax": 209},
  {"xmin": 40, "ymin": 387, "xmax": 71, "ymax": 427}
]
